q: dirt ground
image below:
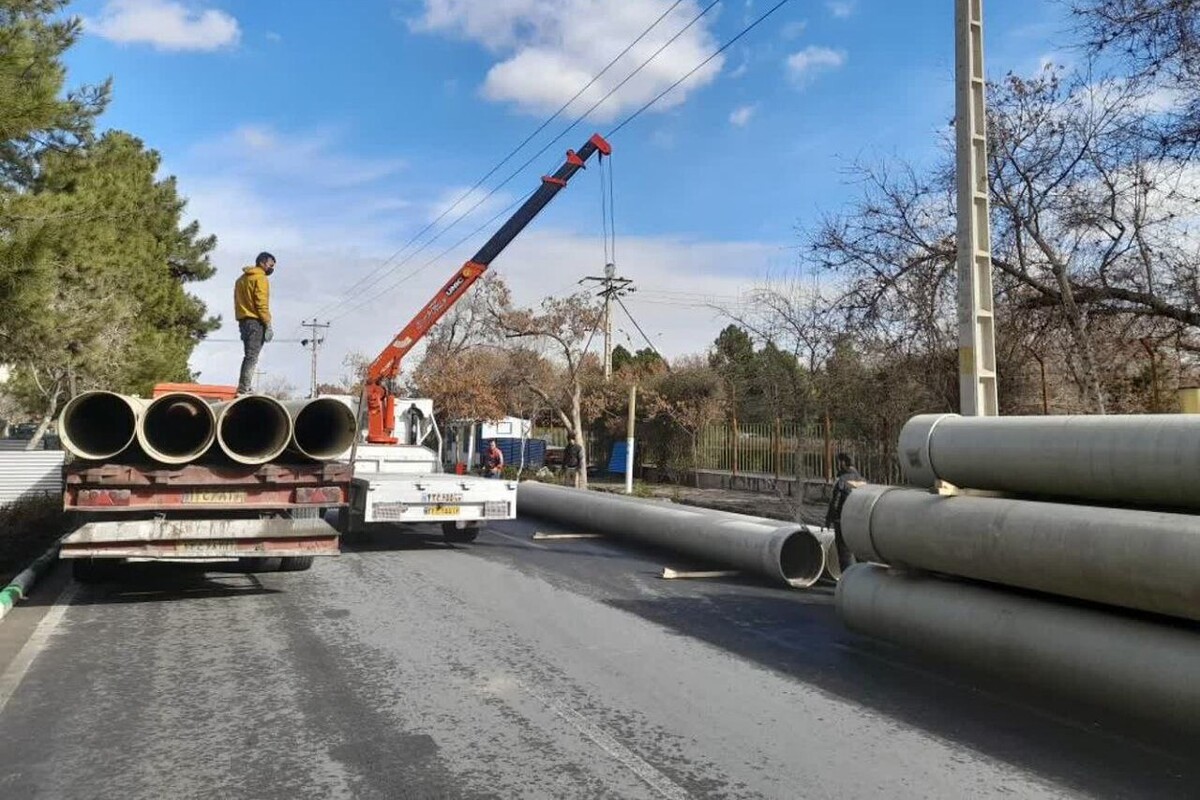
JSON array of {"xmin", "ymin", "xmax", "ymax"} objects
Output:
[{"xmin": 588, "ymin": 478, "xmax": 829, "ymax": 526}]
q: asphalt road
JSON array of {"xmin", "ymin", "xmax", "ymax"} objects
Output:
[{"xmin": 0, "ymin": 516, "xmax": 1197, "ymax": 799}]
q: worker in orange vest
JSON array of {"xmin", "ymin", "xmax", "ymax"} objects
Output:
[{"xmin": 233, "ymin": 252, "xmax": 276, "ymax": 395}]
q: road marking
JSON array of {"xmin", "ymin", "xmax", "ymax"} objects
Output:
[
  {"xmin": 532, "ymin": 532, "xmax": 605, "ymax": 541},
  {"xmin": 660, "ymin": 568, "xmax": 740, "ymax": 580},
  {"xmin": 0, "ymin": 582, "xmax": 78, "ymax": 717},
  {"xmin": 518, "ymin": 680, "xmax": 691, "ymax": 800},
  {"xmin": 488, "ymin": 529, "xmax": 549, "ymax": 550}
]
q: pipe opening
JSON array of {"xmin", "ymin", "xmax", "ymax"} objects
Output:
[
  {"xmin": 143, "ymin": 395, "xmax": 214, "ymax": 459},
  {"xmin": 62, "ymin": 393, "xmax": 137, "ymax": 460},
  {"xmin": 779, "ymin": 530, "xmax": 826, "ymax": 588},
  {"xmin": 292, "ymin": 400, "xmax": 357, "ymax": 460},
  {"xmin": 219, "ymin": 397, "xmax": 290, "ymax": 463}
]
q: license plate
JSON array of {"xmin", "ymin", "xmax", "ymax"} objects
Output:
[
  {"xmin": 424, "ymin": 505, "xmax": 460, "ymax": 517},
  {"xmin": 422, "ymin": 493, "xmax": 463, "ymax": 504},
  {"xmin": 183, "ymin": 491, "xmax": 248, "ymax": 505}
]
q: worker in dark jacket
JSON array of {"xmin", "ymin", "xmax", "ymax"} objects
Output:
[
  {"xmin": 562, "ymin": 434, "xmax": 583, "ymax": 488},
  {"xmin": 826, "ymin": 453, "xmax": 866, "ymax": 571},
  {"xmin": 234, "ymin": 251, "xmax": 276, "ymax": 394}
]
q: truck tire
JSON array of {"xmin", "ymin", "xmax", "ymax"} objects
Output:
[
  {"xmin": 72, "ymin": 559, "xmax": 117, "ymax": 584},
  {"xmin": 241, "ymin": 557, "xmax": 282, "ymax": 573},
  {"xmin": 442, "ymin": 522, "xmax": 480, "ymax": 544},
  {"xmin": 278, "ymin": 556, "xmax": 315, "ymax": 572}
]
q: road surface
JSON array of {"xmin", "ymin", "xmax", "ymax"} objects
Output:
[{"xmin": 1, "ymin": 516, "xmax": 1196, "ymax": 799}]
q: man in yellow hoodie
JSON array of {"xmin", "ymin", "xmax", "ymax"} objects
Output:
[{"xmin": 233, "ymin": 251, "xmax": 276, "ymax": 394}]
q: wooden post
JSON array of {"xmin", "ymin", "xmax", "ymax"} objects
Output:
[
  {"xmin": 823, "ymin": 412, "xmax": 833, "ymax": 483},
  {"xmin": 732, "ymin": 416, "xmax": 739, "ymax": 477},
  {"xmin": 773, "ymin": 417, "xmax": 782, "ymax": 481}
]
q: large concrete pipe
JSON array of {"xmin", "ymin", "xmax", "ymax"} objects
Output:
[
  {"xmin": 517, "ymin": 482, "xmax": 827, "ymax": 588},
  {"xmin": 900, "ymin": 412, "xmax": 1200, "ymax": 509},
  {"xmin": 212, "ymin": 395, "xmax": 292, "ymax": 465},
  {"xmin": 843, "ymin": 485, "xmax": 1200, "ymax": 622},
  {"xmin": 58, "ymin": 391, "xmax": 146, "ymax": 461},
  {"xmin": 283, "ymin": 398, "xmax": 358, "ymax": 461},
  {"xmin": 837, "ymin": 564, "xmax": 1200, "ymax": 733},
  {"xmin": 136, "ymin": 392, "xmax": 217, "ymax": 465}
]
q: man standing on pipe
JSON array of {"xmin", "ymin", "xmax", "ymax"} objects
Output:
[
  {"xmin": 826, "ymin": 452, "xmax": 866, "ymax": 570},
  {"xmin": 234, "ymin": 252, "xmax": 276, "ymax": 395}
]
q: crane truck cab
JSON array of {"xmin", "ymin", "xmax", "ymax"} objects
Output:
[{"xmin": 328, "ymin": 396, "xmax": 517, "ymax": 542}]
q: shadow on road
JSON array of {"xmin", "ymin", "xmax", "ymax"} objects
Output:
[
  {"xmin": 607, "ymin": 590, "xmax": 1200, "ymax": 800},
  {"xmin": 70, "ymin": 563, "xmax": 283, "ymax": 605}
]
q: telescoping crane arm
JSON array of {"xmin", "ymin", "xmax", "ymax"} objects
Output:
[{"xmin": 364, "ymin": 133, "xmax": 613, "ymax": 445}]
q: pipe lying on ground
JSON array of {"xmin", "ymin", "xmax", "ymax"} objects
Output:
[
  {"xmin": 836, "ymin": 564, "xmax": 1200, "ymax": 733},
  {"xmin": 136, "ymin": 392, "xmax": 216, "ymax": 465},
  {"xmin": 517, "ymin": 482, "xmax": 827, "ymax": 588},
  {"xmin": 283, "ymin": 398, "xmax": 358, "ymax": 461},
  {"xmin": 899, "ymin": 412, "xmax": 1200, "ymax": 509},
  {"xmin": 212, "ymin": 395, "xmax": 292, "ymax": 465},
  {"xmin": 58, "ymin": 391, "xmax": 146, "ymax": 461},
  {"xmin": 843, "ymin": 485, "xmax": 1200, "ymax": 622}
]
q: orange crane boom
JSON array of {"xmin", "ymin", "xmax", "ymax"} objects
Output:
[{"xmin": 364, "ymin": 133, "xmax": 612, "ymax": 444}]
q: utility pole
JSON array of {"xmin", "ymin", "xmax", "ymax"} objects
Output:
[
  {"xmin": 581, "ymin": 263, "xmax": 633, "ymax": 380},
  {"xmin": 955, "ymin": 0, "xmax": 998, "ymax": 416},
  {"xmin": 301, "ymin": 319, "xmax": 331, "ymax": 399}
]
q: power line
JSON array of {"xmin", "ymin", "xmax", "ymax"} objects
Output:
[
  {"xmin": 328, "ymin": 189, "xmax": 535, "ymax": 323},
  {"xmin": 307, "ymin": 0, "xmax": 690, "ymax": 323},
  {"xmin": 314, "ymin": 0, "xmax": 723, "ymax": 325},
  {"xmin": 616, "ymin": 294, "xmax": 667, "ymax": 365},
  {"xmin": 607, "ymin": 0, "xmax": 795, "ymax": 138}
]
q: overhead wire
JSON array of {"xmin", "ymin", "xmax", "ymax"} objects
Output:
[
  {"xmin": 328, "ymin": 189, "xmax": 536, "ymax": 323},
  {"xmin": 307, "ymin": 0, "xmax": 690, "ymax": 323},
  {"xmin": 319, "ymin": 0, "xmax": 722, "ymax": 326},
  {"xmin": 616, "ymin": 294, "xmax": 667, "ymax": 364},
  {"xmin": 607, "ymin": 0, "xmax": 794, "ymax": 139}
]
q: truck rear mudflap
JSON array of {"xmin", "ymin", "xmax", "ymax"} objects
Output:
[{"xmin": 60, "ymin": 517, "xmax": 340, "ymax": 560}]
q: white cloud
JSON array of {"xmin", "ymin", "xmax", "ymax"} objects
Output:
[
  {"xmin": 412, "ymin": 0, "xmax": 724, "ymax": 122},
  {"xmin": 266, "ymin": 31, "xmax": 283, "ymax": 43},
  {"xmin": 191, "ymin": 125, "xmax": 406, "ymax": 189},
  {"xmin": 427, "ymin": 185, "xmax": 515, "ymax": 225},
  {"xmin": 781, "ymin": 20, "xmax": 809, "ymax": 39},
  {"xmin": 826, "ymin": 1, "xmax": 856, "ymax": 18},
  {"xmin": 786, "ymin": 46, "xmax": 847, "ymax": 84},
  {"xmin": 86, "ymin": 0, "xmax": 240, "ymax": 52},
  {"xmin": 729, "ymin": 104, "xmax": 758, "ymax": 127}
]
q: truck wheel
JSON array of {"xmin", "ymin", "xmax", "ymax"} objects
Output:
[
  {"xmin": 442, "ymin": 522, "xmax": 480, "ymax": 544},
  {"xmin": 278, "ymin": 556, "xmax": 315, "ymax": 572},
  {"xmin": 72, "ymin": 559, "xmax": 117, "ymax": 584},
  {"xmin": 241, "ymin": 557, "xmax": 282, "ymax": 573}
]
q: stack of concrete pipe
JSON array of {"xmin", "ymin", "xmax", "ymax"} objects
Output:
[
  {"xmin": 836, "ymin": 413, "xmax": 1200, "ymax": 732},
  {"xmin": 57, "ymin": 390, "xmax": 358, "ymax": 466},
  {"xmin": 517, "ymin": 481, "xmax": 837, "ymax": 588}
]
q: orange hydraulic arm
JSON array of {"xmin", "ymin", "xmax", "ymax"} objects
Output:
[{"xmin": 364, "ymin": 133, "xmax": 612, "ymax": 444}]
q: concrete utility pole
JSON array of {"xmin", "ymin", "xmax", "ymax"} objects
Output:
[
  {"xmin": 625, "ymin": 383, "xmax": 637, "ymax": 494},
  {"xmin": 955, "ymin": 0, "xmax": 999, "ymax": 416},
  {"xmin": 581, "ymin": 263, "xmax": 633, "ymax": 380},
  {"xmin": 301, "ymin": 319, "xmax": 331, "ymax": 399}
]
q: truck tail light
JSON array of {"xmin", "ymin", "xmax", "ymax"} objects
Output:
[
  {"xmin": 295, "ymin": 486, "xmax": 343, "ymax": 504},
  {"xmin": 76, "ymin": 489, "xmax": 132, "ymax": 507}
]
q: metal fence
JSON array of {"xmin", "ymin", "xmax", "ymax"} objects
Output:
[
  {"xmin": 0, "ymin": 451, "xmax": 64, "ymax": 505},
  {"xmin": 537, "ymin": 420, "xmax": 898, "ymax": 484},
  {"xmin": 695, "ymin": 422, "xmax": 896, "ymax": 484}
]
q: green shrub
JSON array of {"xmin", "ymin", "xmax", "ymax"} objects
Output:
[{"xmin": 0, "ymin": 493, "xmax": 68, "ymax": 585}]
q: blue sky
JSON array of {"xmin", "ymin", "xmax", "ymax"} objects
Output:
[{"xmin": 63, "ymin": 0, "xmax": 1069, "ymax": 390}]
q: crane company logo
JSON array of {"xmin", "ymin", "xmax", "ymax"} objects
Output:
[{"xmin": 444, "ymin": 275, "xmax": 466, "ymax": 296}]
